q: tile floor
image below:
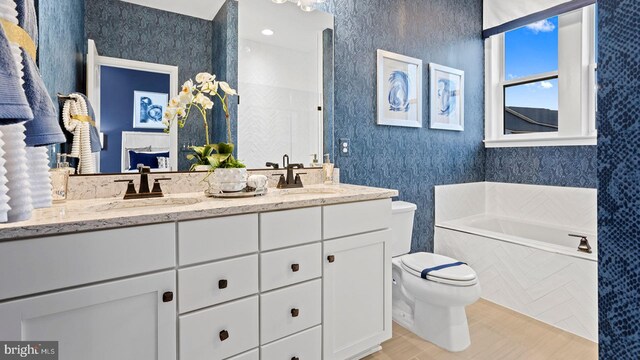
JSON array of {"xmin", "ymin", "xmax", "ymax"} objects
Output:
[{"xmin": 364, "ymin": 299, "xmax": 598, "ymax": 360}]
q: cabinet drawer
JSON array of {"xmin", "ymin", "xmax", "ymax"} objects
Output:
[
  {"xmin": 178, "ymin": 255, "xmax": 258, "ymax": 313},
  {"xmin": 178, "ymin": 214, "xmax": 258, "ymax": 265},
  {"xmin": 180, "ymin": 296, "xmax": 259, "ymax": 360},
  {"xmin": 260, "ymin": 279, "xmax": 321, "ymax": 344},
  {"xmin": 260, "ymin": 207, "xmax": 321, "ymax": 251},
  {"xmin": 260, "ymin": 326, "xmax": 321, "ymax": 360},
  {"xmin": 323, "ymin": 199, "xmax": 391, "ymax": 239},
  {"xmin": 260, "ymin": 243, "xmax": 321, "ymax": 292},
  {"xmin": 0, "ymin": 223, "xmax": 175, "ymax": 300},
  {"xmin": 227, "ymin": 349, "xmax": 258, "ymax": 360}
]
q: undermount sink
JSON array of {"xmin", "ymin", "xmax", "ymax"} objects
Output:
[
  {"xmin": 89, "ymin": 197, "xmax": 202, "ymax": 212},
  {"xmin": 276, "ymin": 187, "xmax": 345, "ymax": 196}
]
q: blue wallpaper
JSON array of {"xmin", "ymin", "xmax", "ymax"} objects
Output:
[
  {"xmin": 211, "ymin": 0, "xmax": 238, "ymax": 148},
  {"xmin": 597, "ymin": 0, "xmax": 640, "ymax": 357},
  {"xmin": 85, "ymin": 0, "xmax": 214, "ymax": 171},
  {"xmin": 99, "ymin": 66, "xmax": 170, "ymax": 173},
  {"xmin": 486, "ymin": 146, "xmax": 597, "ymax": 188},
  {"xmin": 38, "ymin": 0, "xmax": 85, "ymax": 112},
  {"xmin": 332, "ymin": 0, "xmax": 485, "ymax": 253}
]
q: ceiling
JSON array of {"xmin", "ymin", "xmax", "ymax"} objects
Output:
[
  {"xmin": 120, "ymin": 0, "xmax": 226, "ymax": 20},
  {"xmin": 239, "ymin": 0, "xmax": 334, "ymax": 52}
]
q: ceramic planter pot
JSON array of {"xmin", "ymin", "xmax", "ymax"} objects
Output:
[{"xmin": 209, "ymin": 168, "xmax": 247, "ymax": 192}]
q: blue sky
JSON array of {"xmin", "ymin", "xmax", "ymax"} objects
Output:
[{"xmin": 505, "ymin": 17, "xmax": 559, "ymax": 110}]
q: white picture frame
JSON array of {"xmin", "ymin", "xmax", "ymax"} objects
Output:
[
  {"xmin": 429, "ymin": 63, "xmax": 464, "ymax": 131},
  {"xmin": 376, "ymin": 50, "xmax": 423, "ymax": 128},
  {"xmin": 133, "ymin": 90, "xmax": 168, "ymax": 130}
]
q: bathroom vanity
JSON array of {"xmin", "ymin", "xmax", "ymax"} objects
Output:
[{"xmin": 0, "ymin": 184, "xmax": 397, "ymax": 360}]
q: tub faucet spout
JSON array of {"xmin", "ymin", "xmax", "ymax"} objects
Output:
[{"xmin": 569, "ymin": 234, "xmax": 592, "ymax": 254}]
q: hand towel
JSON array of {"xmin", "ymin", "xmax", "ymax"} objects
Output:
[
  {"xmin": 0, "ymin": 24, "xmax": 32, "ymax": 123},
  {"xmin": 74, "ymin": 93, "xmax": 102, "ymax": 153},
  {"xmin": 61, "ymin": 94, "xmax": 97, "ymax": 174},
  {"xmin": 14, "ymin": 0, "xmax": 65, "ymax": 146}
]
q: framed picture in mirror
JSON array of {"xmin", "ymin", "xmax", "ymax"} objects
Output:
[{"xmin": 133, "ymin": 91, "xmax": 168, "ymax": 130}]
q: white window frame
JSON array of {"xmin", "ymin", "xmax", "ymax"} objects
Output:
[{"xmin": 484, "ymin": 5, "xmax": 597, "ymax": 148}]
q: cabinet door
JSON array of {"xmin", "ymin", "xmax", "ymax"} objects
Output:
[
  {"xmin": 0, "ymin": 271, "xmax": 176, "ymax": 360},
  {"xmin": 323, "ymin": 230, "xmax": 392, "ymax": 360}
]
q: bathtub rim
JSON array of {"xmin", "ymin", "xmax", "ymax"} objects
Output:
[{"xmin": 436, "ymin": 214, "xmax": 597, "ymax": 263}]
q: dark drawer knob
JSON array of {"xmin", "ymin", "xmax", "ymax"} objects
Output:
[
  {"xmin": 162, "ymin": 291, "xmax": 173, "ymax": 303},
  {"xmin": 218, "ymin": 279, "xmax": 228, "ymax": 289},
  {"xmin": 291, "ymin": 263, "xmax": 300, "ymax": 272},
  {"xmin": 292, "ymin": 357, "xmax": 299, "ymax": 360},
  {"xmin": 219, "ymin": 330, "xmax": 229, "ymax": 341},
  {"xmin": 327, "ymin": 255, "xmax": 335, "ymax": 263},
  {"xmin": 291, "ymin": 308, "xmax": 300, "ymax": 317}
]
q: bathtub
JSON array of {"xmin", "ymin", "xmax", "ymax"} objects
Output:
[{"xmin": 434, "ymin": 182, "xmax": 598, "ymax": 342}]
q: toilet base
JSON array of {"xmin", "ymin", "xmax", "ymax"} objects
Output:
[{"xmin": 413, "ymin": 299, "xmax": 471, "ymax": 352}]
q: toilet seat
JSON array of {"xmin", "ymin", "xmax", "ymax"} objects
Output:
[{"xmin": 401, "ymin": 252, "xmax": 477, "ymax": 286}]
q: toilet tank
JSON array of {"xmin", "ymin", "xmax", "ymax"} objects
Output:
[{"xmin": 391, "ymin": 201, "xmax": 417, "ymax": 257}]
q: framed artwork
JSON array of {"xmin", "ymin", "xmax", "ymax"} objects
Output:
[
  {"xmin": 376, "ymin": 50, "xmax": 423, "ymax": 128},
  {"xmin": 429, "ymin": 63, "xmax": 464, "ymax": 131},
  {"xmin": 133, "ymin": 91, "xmax": 168, "ymax": 129}
]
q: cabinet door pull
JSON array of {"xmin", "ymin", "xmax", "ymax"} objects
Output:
[
  {"xmin": 162, "ymin": 291, "xmax": 173, "ymax": 303},
  {"xmin": 291, "ymin": 308, "xmax": 300, "ymax": 317},
  {"xmin": 291, "ymin": 263, "xmax": 300, "ymax": 272},
  {"xmin": 327, "ymin": 255, "xmax": 335, "ymax": 263},
  {"xmin": 218, "ymin": 279, "xmax": 228, "ymax": 289},
  {"xmin": 292, "ymin": 357, "xmax": 300, "ymax": 360},
  {"xmin": 219, "ymin": 330, "xmax": 229, "ymax": 341}
]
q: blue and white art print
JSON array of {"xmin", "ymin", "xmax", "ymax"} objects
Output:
[
  {"xmin": 377, "ymin": 50, "xmax": 423, "ymax": 128},
  {"xmin": 429, "ymin": 63, "xmax": 464, "ymax": 131},
  {"xmin": 133, "ymin": 91, "xmax": 168, "ymax": 129}
]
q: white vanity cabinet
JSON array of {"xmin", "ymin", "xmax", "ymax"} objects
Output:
[
  {"xmin": 0, "ymin": 197, "xmax": 393, "ymax": 360},
  {"xmin": 322, "ymin": 200, "xmax": 393, "ymax": 360},
  {"xmin": 0, "ymin": 223, "xmax": 177, "ymax": 360}
]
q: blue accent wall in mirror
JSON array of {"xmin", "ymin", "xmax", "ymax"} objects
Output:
[{"xmin": 99, "ymin": 66, "xmax": 170, "ymax": 173}]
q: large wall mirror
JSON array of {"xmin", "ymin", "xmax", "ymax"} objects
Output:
[{"xmin": 38, "ymin": 0, "xmax": 334, "ymax": 175}]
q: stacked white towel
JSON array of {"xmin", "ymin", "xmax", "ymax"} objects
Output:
[
  {"xmin": 0, "ymin": 132, "xmax": 10, "ymax": 222},
  {"xmin": 0, "ymin": 0, "xmax": 33, "ymax": 222},
  {"xmin": 62, "ymin": 94, "xmax": 96, "ymax": 174}
]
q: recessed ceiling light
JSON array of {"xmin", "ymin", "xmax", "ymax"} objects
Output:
[{"xmin": 261, "ymin": 29, "xmax": 274, "ymax": 36}]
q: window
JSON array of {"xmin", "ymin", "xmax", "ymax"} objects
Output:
[{"xmin": 484, "ymin": 5, "xmax": 597, "ymax": 147}]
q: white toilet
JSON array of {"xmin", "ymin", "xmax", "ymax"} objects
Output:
[{"xmin": 390, "ymin": 201, "xmax": 481, "ymax": 352}]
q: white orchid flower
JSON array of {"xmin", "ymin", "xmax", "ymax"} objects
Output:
[
  {"xmin": 219, "ymin": 81, "xmax": 237, "ymax": 96},
  {"xmin": 179, "ymin": 92, "xmax": 192, "ymax": 105},
  {"xmin": 176, "ymin": 107, "xmax": 186, "ymax": 118},
  {"xmin": 181, "ymin": 80, "xmax": 195, "ymax": 95},
  {"xmin": 201, "ymin": 97, "xmax": 214, "ymax": 110},
  {"xmin": 200, "ymin": 80, "xmax": 219, "ymax": 94},
  {"xmin": 163, "ymin": 107, "xmax": 178, "ymax": 121},
  {"xmin": 195, "ymin": 72, "xmax": 215, "ymax": 83},
  {"xmin": 169, "ymin": 96, "xmax": 181, "ymax": 107}
]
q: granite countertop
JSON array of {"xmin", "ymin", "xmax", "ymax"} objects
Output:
[{"xmin": 0, "ymin": 184, "xmax": 398, "ymax": 241}]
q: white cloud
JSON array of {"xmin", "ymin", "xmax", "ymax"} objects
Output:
[
  {"xmin": 526, "ymin": 20, "xmax": 556, "ymax": 34},
  {"xmin": 540, "ymin": 81, "xmax": 554, "ymax": 89}
]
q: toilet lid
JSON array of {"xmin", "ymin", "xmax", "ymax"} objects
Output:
[{"xmin": 401, "ymin": 252, "xmax": 477, "ymax": 286}]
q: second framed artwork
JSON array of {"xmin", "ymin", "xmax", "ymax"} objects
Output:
[
  {"xmin": 376, "ymin": 50, "xmax": 423, "ymax": 128},
  {"xmin": 429, "ymin": 63, "xmax": 464, "ymax": 131}
]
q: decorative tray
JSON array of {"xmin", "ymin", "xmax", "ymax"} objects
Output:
[{"xmin": 205, "ymin": 187, "xmax": 268, "ymax": 198}]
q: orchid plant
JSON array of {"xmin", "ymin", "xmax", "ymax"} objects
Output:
[{"xmin": 162, "ymin": 72, "xmax": 244, "ymax": 170}]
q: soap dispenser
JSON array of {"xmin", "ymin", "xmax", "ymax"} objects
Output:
[
  {"xmin": 50, "ymin": 153, "xmax": 72, "ymax": 202},
  {"xmin": 322, "ymin": 153, "xmax": 334, "ymax": 184}
]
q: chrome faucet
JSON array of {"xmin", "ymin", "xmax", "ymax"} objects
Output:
[
  {"xmin": 569, "ymin": 234, "xmax": 592, "ymax": 254},
  {"xmin": 114, "ymin": 166, "xmax": 171, "ymax": 200}
]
